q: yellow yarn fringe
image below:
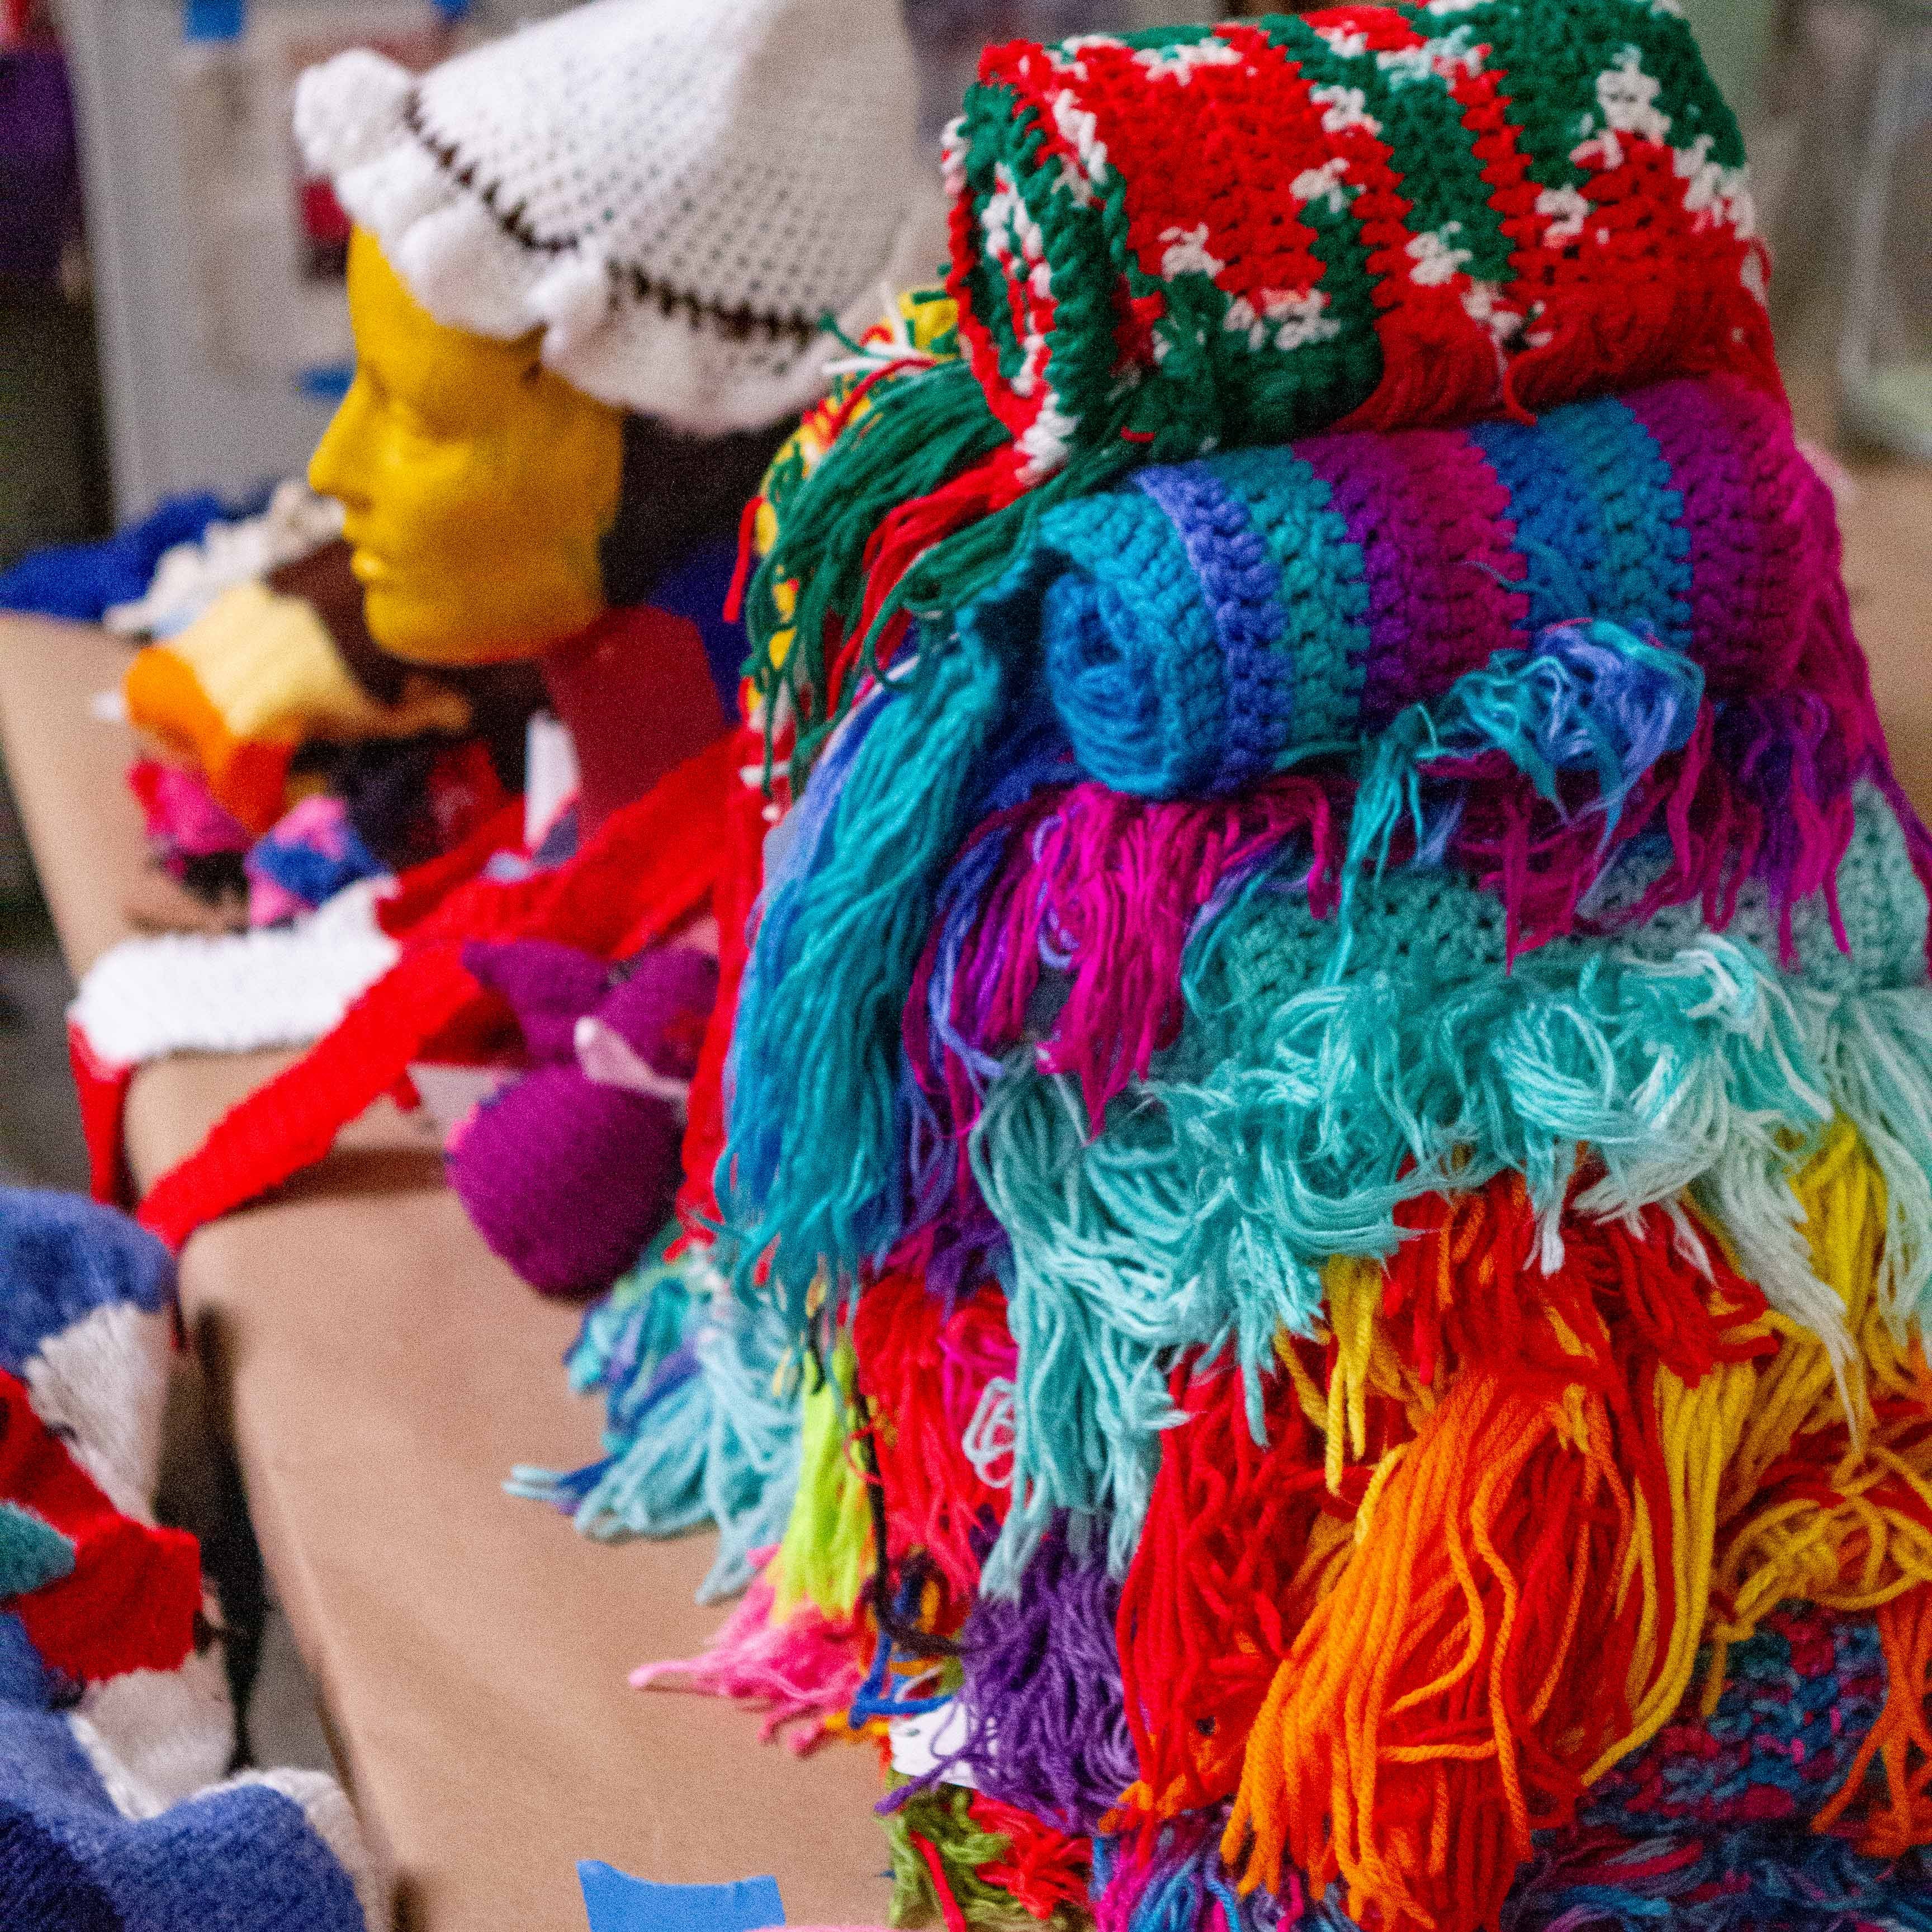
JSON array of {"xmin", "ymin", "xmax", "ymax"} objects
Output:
[{"xmin": 769, "ymin": 1332, "xmax": 873, "ymax": 1623}]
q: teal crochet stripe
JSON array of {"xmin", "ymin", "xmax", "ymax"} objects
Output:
[
  {"xmin": 1209, "ymin": 446, "xmax": 1369, "ymax": 752},
  {"xmin": 993, "ymin": 382, "xmax": 1800, "ymax": 798}
]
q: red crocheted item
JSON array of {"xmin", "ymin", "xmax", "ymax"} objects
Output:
[
  {"xmin": 137, "ymin": 735, "xmax": 740, "ymax": 1252},
  {"xmin": 0, "ymin": 1367, "xmax": 201, "ymax": 1683}
]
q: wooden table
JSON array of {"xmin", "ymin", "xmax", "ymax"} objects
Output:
[{"xmin": 0, "ymin": 614, "xmax": 892, "ymax": 1932}]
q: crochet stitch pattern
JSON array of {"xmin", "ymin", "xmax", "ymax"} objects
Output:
[
  {"xmin": 629, "ymin": 3, "xmax": 1932, "ymax": 1929},
  {"xmin": 131, "ymin": 2, "xmax": 1932, "ymax": 1927},
  {"xmin": 946, "ymin": 1, "xmax": 1773, "ymax": 478},
  {"xmin": 979, "ymin": 377, "xmax": 1872, "ymax": 803},
  {"xmin": 740, "ymin": 0, "xmax": 1783, "ymax": 764},
  {"xmin": 293, "ymin": 0, "xmax": 936, "ymax": 434}
]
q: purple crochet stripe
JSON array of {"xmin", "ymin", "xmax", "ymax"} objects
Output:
[
  {"xmin": 1626, "ymin": 375, "xmax": 1899, "ymax": 922},
  {"xmin": 1620, "ymin": 376, "xmax": 1829, "ymax": 697},
  {"xmin": 1296, "ymin": 424, "xmax": 1530, "ymax": 736},
  {"xmin": 1133, "ymin": 464, "xmax": 1292, "ymax": 793}
]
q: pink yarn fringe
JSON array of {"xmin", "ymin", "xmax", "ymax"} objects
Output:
[
  {"xmin": 631, "ymin": 1560, "xmax": 863, "ymax": 1755},
  {"xmin": 908, "ymin": 775, "xmax": 1339, "ymax": 1153}
]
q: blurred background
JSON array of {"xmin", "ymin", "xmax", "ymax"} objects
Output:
[{"xmin": 0, "ymin": 0, "xmax": 1928, "ymax": 1193}]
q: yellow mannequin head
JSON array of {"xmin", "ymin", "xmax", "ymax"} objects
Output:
[{"xmin": 310, "ymin": 228, "xmax": 623, "ymax": 665}]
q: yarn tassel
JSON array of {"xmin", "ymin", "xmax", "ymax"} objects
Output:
[
  {"xmin": 851, "ymin": 1273, "xmax": 1016, "ymax": 1602},
  {"xmin": 1116, "ymin": 1350, "xmax": 1345, "ymax": 1823},
  {"xmin": 1338, "ymin": 619, "xmax": 1703, "ymax": 969},
  {"xmin": 767, "ymin": 1333, "xmax": 873, "ymax": 1624},
  {"xmin": 506, "ymin": 1275, "xmax": 802, "ymax": 1603},
  {"xmin": 1713, "ymin": 1123, "xmax": 1932, "ymax": 1669},
  {"xmin": 910, "ymin": 777, "xmax": 1341, "ymax": 1154},
  {"xmin": 1093, "ymin": 1812, "xmax": 1298, "ymax": 1932},
  {"xmin": 949, "ymin": 1527, "xmax": 1140, "ymax": 1835},
  {"xmin": 966, "ymin": 1796, "xmax": 1093, "ymax": 1929},
  {"xmin": 1812, "ymin": 1582, "xmax": 1932, "ymax": 1857},
  {"xmin": 630, "ymin": 1557, "xmax": 864, "ymax": 1754},
  {"xmin": 1223, "ymin": 1367, "xmax": 1650, "ymax": 1932},
  {"xmin": 886, "ymin": 1784, "xmax": 1082, "ymax": 1932},
  {"xmin": 724, "ymin": 629, "xmax": 1024, "ymax": 1315},
  {"xmin": 972, "ymin": 1076, "xmax": 1199, "ymax": 1595},
  {"xmin": 972, "ymin": 925, "xmax": 1843, "ymax": 1475},
  {"xmin": 1816, "ymin": 983, "xmax": 1932, "ymax": 1331},
  {"xmin": 746, "ymin": 356, "xmax": 1011, "ymax": 779}
]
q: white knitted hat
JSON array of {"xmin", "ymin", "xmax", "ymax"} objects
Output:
[{"xmin": 294, "ymin": 0, "xmax": 936, "ymax": 435}]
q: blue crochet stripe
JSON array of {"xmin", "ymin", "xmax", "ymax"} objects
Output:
[
  {"xmin": 1470, "ymin": 398, "xmax": 1692, "ymax": 645},
  {"xmin": 1469, "ymin": 413, "xmax": 1606, "ymax": 631},
  {"xmin": 1033, "ymin": 492, "xmax": 1231, "ymax": 797},
  {"xmin": 1205, "ymin": 445, "xmax": 1370, "ymax": 754},
  {"xmin": 1541, "ymin": 394, "xmax": 1694, "ymax": 651},
  {"xmin": 1133, "ymin": 463, "xmax": 1293, "ymax": 791}
]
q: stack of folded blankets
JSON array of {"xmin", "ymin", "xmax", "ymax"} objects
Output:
[{"xmin": 618, "ymin": 4, "xmax": 1932, "ymax": 1930}]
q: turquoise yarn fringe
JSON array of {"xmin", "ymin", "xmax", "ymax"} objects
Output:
[
  {"xmin": 969, "ymin": 787, "xmax": 1932, "ymax": 1587},
  {"xmin": 506, "ymin": 1243, "xmax": 803, "ymax": 1603},
  {"xmin": 722, "ymin": 610, "xmax": 1054, "ymax": 1319},
  {"xmin": 1338, "ymin": 617, "xmax": 1704, "ymax": 955}
]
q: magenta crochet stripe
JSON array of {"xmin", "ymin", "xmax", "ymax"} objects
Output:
[{"xmin": 1295, "ymin": 423, "xmax": 1530, "ymax": 737}]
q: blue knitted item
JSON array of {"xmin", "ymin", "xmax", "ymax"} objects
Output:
[
  {"xmin": 244, "ymin": 817, "xmax": 383, "ymax": 917},
  {"xmin": 962, "ymin": 382, "xmax": 1841, "ymax": 800},
  {"xmin": 0, "ymin": 494, "xmax": 229, "ymax": 622},
  {"xmin": 0, "ymin": 1189, "xmax": 174, "ymax": 1379},
  {"xmin": 0, "ymin": 1696, "xmax": 370, "ymax": 1931}
]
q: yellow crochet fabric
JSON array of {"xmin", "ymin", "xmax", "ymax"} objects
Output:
[{"xmin": 124, "ymin": 579, "xmax": 471, "ymax": 832}]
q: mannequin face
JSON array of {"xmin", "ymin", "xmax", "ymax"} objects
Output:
[{"xmin": 309, "ymin": 228, "xmax": 624, "ymax": 665}]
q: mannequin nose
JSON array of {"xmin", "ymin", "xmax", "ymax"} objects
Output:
[{"xmin": 308, "ymin": 375, "xmax": 375, "ymax": 512}]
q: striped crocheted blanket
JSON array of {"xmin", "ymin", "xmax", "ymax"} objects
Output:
[
  {"xmin": 657, "ymin": 5, "xmax": 1932, "ymax": 1931},
  {"xmin": 0, "ymin": 1189, "xmax": 384, "ymax": 1930}
]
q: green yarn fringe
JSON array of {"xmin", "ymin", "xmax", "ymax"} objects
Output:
[
  {"xmin": 887, "ymin": 1784, "xmax": 1080, "ymax": 1932},
  {"xmin": 768, "ymin": 1333, "xmax": 872, "ymax": 1622},
  {"xmin": 744, "ymin": 353, "xmax": 1137, "ymax": 790}
]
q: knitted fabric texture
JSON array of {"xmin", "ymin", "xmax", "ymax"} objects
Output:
[
  {"xmin": 0, "ymin": 1187, "xmax": 387, "ymax": 1931},
  {"xmin": 738, "ymin": 0, "xmax": 1783, "ymax": 761},
  {"xmin": 977, "ymin": 378, "xmax": 1872, "ymax": 802},
  {"xmin": 448, "ymin": 942, "xmax": 717, "ymax": 1296},
  {"xmin": 946, "ymin": 0, "xmax": 1774, "ymax": 483},
  {"xmin": 294, "ymin": 0, "xmax": 938, "ymax": 434},
  {"xmin": 70, "ymin": 877, "xmax": 401, "ymax": 1069}
]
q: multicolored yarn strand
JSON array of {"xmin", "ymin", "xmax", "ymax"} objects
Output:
[{"xmin": 492, "ymin": 7, "xmax": 1932, "ymax": 1931}]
